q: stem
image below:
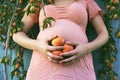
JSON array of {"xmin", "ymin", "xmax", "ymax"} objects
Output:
[
  {"xmin": 41, "ymin": 0, "xmax": 47, "ymax": 17},
  {"xmin": 4, "ymin": 0, "xmax": 17, "ymax": 61},
  {"xmin": 3, "ymin": 0, "xmax": 19, "ymax": 80}
]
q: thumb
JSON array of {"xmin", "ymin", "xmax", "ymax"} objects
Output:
[{"xmin": 47, "ymin": 45, "xmax": 64, "ymax": 51}]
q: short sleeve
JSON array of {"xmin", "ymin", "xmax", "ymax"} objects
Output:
[{"xmin": 86, "ymin": 0, "xmax": 103, "ymax": 21}]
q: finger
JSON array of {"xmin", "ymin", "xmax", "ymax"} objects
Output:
[
  {"xmin": 59, "ymin": 56, "xmax": 78, "ymax": 64},
  {"xmin": 52, "ymin": 60, "xmax": 59, "ymax": 63},
  {"xmin": 47, "ymin": 52, "xmax": 63, "ymax": 60},
  {"xmin": 47, "ymin": 57, "xmax": 59, "ymax": 64},
  {"xmin": 47, "ymin": 46, "xmax": 64, "ymax": 51},
  {"xmin": 47, "ymin": 56, "xmax": 53, "ymax": 61},
  {"xmin": 60, "ymin": 60, "xmax": 76, "ymax": 66},
  {"xmin": 60, "ymin": 50, "xmax": 77, "ymax": 57},
  {"xmin": 60, "ymin": 58, "xmax": 79, "ymax": 66}
]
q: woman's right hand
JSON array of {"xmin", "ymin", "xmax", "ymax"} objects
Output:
[{"xmin": 35, "ymin": 35, "xmax": 64, "ymax": 63}]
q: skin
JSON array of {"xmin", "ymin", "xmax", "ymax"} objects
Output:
[{"xmin": 13, "ymin": 0, "xmax": 109, "ymax": 65}]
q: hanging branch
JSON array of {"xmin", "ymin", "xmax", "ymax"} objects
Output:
[
  {"xmin": 3, "ymin": 0, "xmax": 19, "ymax": 80},
  {"xmin": 41, "ymin": 0, "xmax": 55, "ymax": 30}
]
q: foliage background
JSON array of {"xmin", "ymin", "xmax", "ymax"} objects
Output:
[{"xmin": 0, "ymin": 0, "xmax": 120, "ymax": 80}]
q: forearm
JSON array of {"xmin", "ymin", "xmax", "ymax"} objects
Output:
[
  {"xmin": 85, "ymin": 14, "xmax": 109, "ymax": 53},
  {"xmin": 86, "ymin": 31, "xmax": 109, "ymax": 53},
  {"xmin": 13, "ymin": 32, "xmax": 38, "ymax": 50},
  {"xmin": 12, "ymin": 11, "xmax": 39, "ymax": 50}
]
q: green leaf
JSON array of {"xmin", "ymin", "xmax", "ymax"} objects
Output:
[
  {"xmin": 42, "ymin": 17, "xmax": 55, "ymax": 30},
  {"xmin": 11, "ymin": 72, "xmax": 14, "ymax": 80},
  {"xmin": 48, "ymin": 17, "xmax": 55, "ymax": 21},
  {"xmin": 11, "ymin": 69, "xmax": 18, "ymax": 80},
  {"xmin": 12, "ymin": 58, "xmax": 18, "ymax": 65},
  {"xmin": 43, "ymin": 22, "xmax": 47, "ymax": 30},
  {"xmin": 26, "ymin": 5, "xmax": 31, "ymax": 16},
  {"xmin": 47, "ymin": 19, "xmax": 52, "ymax": 26}
]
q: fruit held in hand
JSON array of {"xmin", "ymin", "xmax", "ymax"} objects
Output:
[
  {"xmin": 51, "ymin": 36, "xmax": 65, "ymax": 46},
  {"xmin": 52, "ymin": 50, "xmax": 62, "ymax": 56},
  {"xmin": 51, "ymin": 36, "xmax": 74, "ymax": 56},
  {"xmin": 63, "ymin": 43, "xmax": 74, "ymax": 52}
]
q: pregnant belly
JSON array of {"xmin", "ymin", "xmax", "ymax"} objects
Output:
[{"xmin": 37, "ymin": 20, "xmax": 88, "ymax": 43}]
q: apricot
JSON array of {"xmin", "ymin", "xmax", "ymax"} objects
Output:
[
  {"xmin": 48, "ymin": 0, "xmax": 53, "ymax": 3},
  {"xmin": 63, "ymin": 43, "xmax": 74, "ymax": 52},
  {"xmin": 106, "ymin": 5, "xmax": 111, "ymax": 10},
  {"xmin": 4, "ymin": 57, "xmax": 10, "ymax": 63},
  {"xmin": 111, "ymin": 57, "xmax": 116, "ymax": 62},
  {"xmin": 109, "ymin": 44, "xmax": 115, "ymax": 50},
  {"xmin": 14, "ymin": 71, "xmax": 19, "ymax": 76},
  {"xmin": 17, "ymin": 27, "xmax": 22, "ymax": 32},
  {"xmin": 51, "ymin": 36, "xmax": 65, "ymax": 46},
  {"xmin": 52, "ymin": 50, "xmax": 62, "ymax": 56},
  {"xmin": 110, "ymin": 6, "xmax": 115, "ymax": 12},
  {"xmin": 14, "ymin": 13, "xmax": 18, "ymax": 17},
  {"xmin": 113, "ymin": 0, "xmax": 119, "ymax": 4},
  {"xmin": 2, "ymin": 12, "xmax": 7, "ymax": 17},
  {"xmin": 100, "ymin": 72, "xmax": 104, "ymax": 78},
  {"xmin": 12, "ymin": 22, "xmax": 17, "ymax": 27},
  {"xmin": 18, "ymin": 0, "xmax": 23, "ymax": 4},
  {"xmin": 29, "ymin": 0, "xmax": 34, "ymax": 3},
  {"xmin": 15, "ymin": 63, "xmax": 20, "ymax": 69},
  {"xmin": 9, "ymin": 33, "xmax": 13, "ymax": 37},
  {"xmin": 0, "ymin": 37, "xmax": 2, "ymax": 42},
  {"xmin": 16, "ymin": 53, "xmax": 21, "ymax": 57},
  {"xmin": 113, "ymin": 14, "xmax": 118, "ymax": 20},
  {"xmin": 113, "ymin": 75, "xmax": 117, "ymax": 80},
  {"xmin": 117, "ymin": 32, "xmax": 120, "ymax": 38},
  {"xmin": 109, "ymin": 63, "xmax": 114, "ymax": 68},
  {"xmin": 30, "ymin": 6, "xmax": 36, "ymax": 12}
]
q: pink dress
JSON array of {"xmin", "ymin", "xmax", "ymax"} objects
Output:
[{"xmin": 26, "ymin": 0, "xmax": 102, "ymax": 80}]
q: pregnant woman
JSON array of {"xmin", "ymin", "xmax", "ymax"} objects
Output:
[{"xmin": 13, "ymin": 0, "xmax": 109, "ymax": 80}]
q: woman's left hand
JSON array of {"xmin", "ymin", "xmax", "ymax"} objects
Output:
[{"xmin": 59, "ymin": 41, "xmax": 88, "ymax": 65}]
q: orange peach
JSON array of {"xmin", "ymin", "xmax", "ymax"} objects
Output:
[
  {"xmin": 52, "ymin": 50, "xmax": 62, "ymax": 56},
  {"xmin": 63, "ymin": 43, "xmax": 74, "ymax": 52},
  {"xmin": 51, "ymin": 36, "xmax": 65, "ymax": 46}
]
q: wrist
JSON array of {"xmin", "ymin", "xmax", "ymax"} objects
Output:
[
  {"xmin": 34, "ymin": 40, "xmax": 41, "ymax": 51},
  {"xmin": 85, "ymin": 42, "xmax": 98, "ymax": 53},
  {"xmin": 83, "ymin": 43, "xmax": 92, "ymax": 53}
]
